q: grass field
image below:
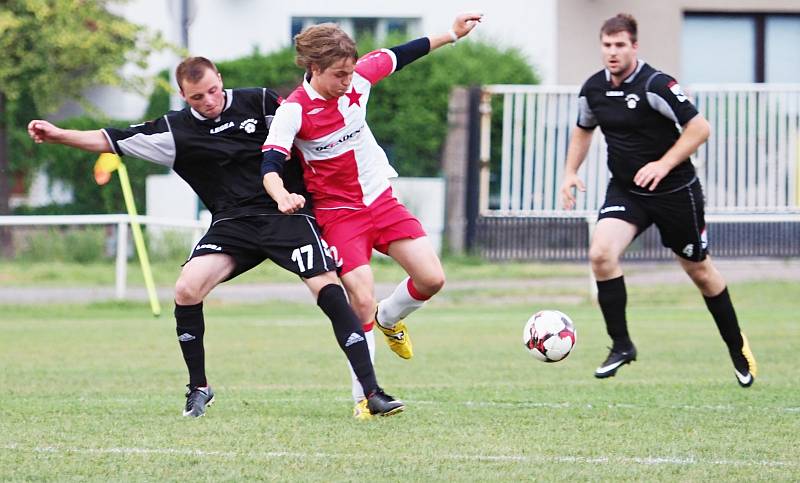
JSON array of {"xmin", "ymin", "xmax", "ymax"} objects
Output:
[{"xmin": 1, "ymin": 279, "xmax": 798, "ymax": 481}]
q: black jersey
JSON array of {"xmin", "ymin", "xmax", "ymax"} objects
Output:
[
  {"xmin": 577, "ymin": 61, "xmax": 699, "ymax": 194},
  {"xmin": 102, "ymin": 88, "xmax": 309, "ymax": 223}
]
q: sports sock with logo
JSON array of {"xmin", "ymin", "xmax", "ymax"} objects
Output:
[
  {"xmin": 377, "ymin": 276, "xmax": 429, "ymax": 328},
  {"xmin": 703, "ymin": 287, "xmax": 744, "ymax": 355},
  {"xmin": 317, "ymin": 284, "xmax": 378, "ymax": 395},
  {"xmin": 596, "ymin": 276, "xmax": 633, "ymax": 351},
  {"xmin": 349, "ymin": 329, "xmax": 376, "ymax": 402},
  {"xmin": 174, "ymin": 302, "xmax": 206, "ymax": 388}
]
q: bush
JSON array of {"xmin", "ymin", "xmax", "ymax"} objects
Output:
[{"xmin": 16, "ymin": 226, "xmax": 107, "ymax": 263}]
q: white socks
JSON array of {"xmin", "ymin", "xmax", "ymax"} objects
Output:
[{"xmin": 377, "ymin": 276, "xmax": 427, "ymax": 329}]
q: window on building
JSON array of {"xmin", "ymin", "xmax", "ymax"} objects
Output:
[
  {"xmin": 682, "ymin": 13, "xmax": 800, "ymax": 83},
  {"xmin": 290, "ymin": 16, "xmax": 420, "ymax": 42}
]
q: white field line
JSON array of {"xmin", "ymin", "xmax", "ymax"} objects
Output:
[{"xmin": 1, "ymin": 443, "xmax": 797, "ymax": 468}]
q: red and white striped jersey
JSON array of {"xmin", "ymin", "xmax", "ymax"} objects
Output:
[{"xmin": 262, "ymin": 49, "xmax": 400, "ymax": 210}]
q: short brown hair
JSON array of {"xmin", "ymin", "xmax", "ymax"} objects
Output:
[
  {"xmin": 601, "ymin": 13, "xmax": 638, "ymax": 43},
  {"xmin": 175, "ymin": 56, "xmax": 219, "ymax": 90},
  {"xmin": 294, "ymin": 23, "xmax": 357, "ymax": 75}
]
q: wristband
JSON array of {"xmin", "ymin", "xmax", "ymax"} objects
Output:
[{"xmin": 447, "ymin": 28, "xmax": 458, "ymax": 44}]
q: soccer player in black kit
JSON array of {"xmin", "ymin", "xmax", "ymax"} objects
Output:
[
  {"xmin": 559, "ymin": 14, "xmax": 757, "ymax": 387},
  {"xmin": 28, "ymin": 56, "xmax": 404, "ymax": 417}
]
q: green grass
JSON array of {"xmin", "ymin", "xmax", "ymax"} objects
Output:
[
  {"xmin": 1, "ymin": 281, "xmax": 798, "ymax": 481},
  {"xmin": 0, "ymin": 256, "xmax": 587, "ymax": 287}
]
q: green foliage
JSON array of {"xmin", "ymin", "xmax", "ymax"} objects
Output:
[
  {"xmin": 1, "ymin": 0, "xmax": 168, "ymax": 214},
  {"xmin": 27, "ymin": 116, "xmax": 167, "ymax": 214},
  {"xmin": 15, "ymin": 226, "xmax": 106, "ymax": 263},
  {"xmin": 142, "ymin": 69, "xmax": 172, "ymax": 121},
  {"xmin": 5, "ymin": 88, "xmax": 40, "ymax": 181},
  {"xmin": 217, "ymin": 47, "xmax": 304, "ymax": 96},
  {"xmin": 0, "ymin": 0, "xmax": 164, "ymax": 112},
  {"xmin": 365, "ymin": 38, "xmax": 538, "ymax": 176}
]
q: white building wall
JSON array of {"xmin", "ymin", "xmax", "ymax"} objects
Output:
[{"xmin": 86, "ymin": 0, "xmax": 556, "ymax": 120}]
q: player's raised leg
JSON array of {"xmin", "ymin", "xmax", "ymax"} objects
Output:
[
  {"xmin": 173, "ymin": 253, "xmax": 234, "ymax": 417},
  {"xmin": 589, "ymin": 218, "xmax": 639, "ymax": 378},
  {"xmin": 375, "ymin": 236, "xmax": 446, "ymax": 359},
  {"xmin": 678, "ymin": 256, "xmax": 757, "ymax": 387}
]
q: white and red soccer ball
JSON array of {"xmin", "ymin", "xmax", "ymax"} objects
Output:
[{"xmin": 522, "ymin": 310, "xmax": 577, "ymax": 362}]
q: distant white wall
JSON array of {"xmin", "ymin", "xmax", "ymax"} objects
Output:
[
  {"xmin": 188, "ymin": 1, "xmax": 556, "ymax": 80},
  {"xmin": 145, "ymin": 172, "xmax": 197, "ymax": 220},
  {"xmin": 79, "ymin": 0, "xmax": 556, "ymax": 121},
  {"xmin": 10, "ymin": 169, "xmax": 73, "ymax": 208},
  {"xmin": 391, "ymin": 177, "xmax": 445, "ymax": 254}
]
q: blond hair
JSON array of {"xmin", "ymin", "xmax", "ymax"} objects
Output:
[{"xmin": 294, "ymin": 23, "xmax": 357, "ymax": 75}]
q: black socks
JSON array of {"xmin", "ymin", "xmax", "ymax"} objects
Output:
[
  {"xmin": 703, "ymin": 287, "xmax": 744, "ymax": 354},
  {"xmin": 597, "ymin": 276, "xmax": 633, "ymax": 351},
  {"xmin": 316, "ymin": 284, "xmax": 378, "ymax": 395},
  {"xmin": 175, "ymin": 302, "xmax": 206, "ymax": 388}
]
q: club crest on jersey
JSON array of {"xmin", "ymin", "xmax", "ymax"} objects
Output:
[
  {"xmin": 667, "ymin": 81, "xmax": 688, "ymax": 102},
  {"xmin": 625, "ymin": 93, "xmax": 640, "ymax": 109},
  {"xmin": 210, "ymin": 121, "xmax": 234, "ymax": 134},
  {"xmin": 239, "ymin": 118, "xmax": 258, "ymax": 133}
]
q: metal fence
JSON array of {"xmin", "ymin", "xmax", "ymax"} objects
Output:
[
  {"xmin": 474, "ymin": 84, "xmax": 800, "ymax": 260},
  {"xmin": 0, "ymin": 214, "xmax": 207, "ymax": 298}
]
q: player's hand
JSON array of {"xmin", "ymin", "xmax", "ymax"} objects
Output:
[
  {"xmin": 276, "ymin": 192, "xmax": 305, "ymax": 214},
  {"xmin": 559, "ymin": 173, "xmax": 586, "ymax": 210},
  {"xmin": 452, "ymin": 12, "xmax": 483, "ymax": 39},
  {"xmin": 27, "ymin": 120, "xmax": 60, "ymax": 144},
  {"xmin": 634, "ymin": 160, "xmax": 671, "ymax": 191}
]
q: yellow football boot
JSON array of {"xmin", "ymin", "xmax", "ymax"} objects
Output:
[
  {"xmin": 352, "ymin": 399, "xmax": 374, "ymax": 420},
  {"xmin": 375, "ymin": 307, "xmax": 413, "ymax": 359}
]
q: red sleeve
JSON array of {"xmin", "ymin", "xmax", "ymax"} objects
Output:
[{"xmin": 355, "ymin": 49, "xmax": 397, "ymax": 85}]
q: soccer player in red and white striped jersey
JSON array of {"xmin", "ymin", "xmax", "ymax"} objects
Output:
[{"xmin": 262, "ymin": 12, "xmax": 482, "ymax": 417}]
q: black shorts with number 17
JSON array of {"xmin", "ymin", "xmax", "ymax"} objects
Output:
[
  {"xmin": 598, "ymin": 178, "xmax": 708, "ymax": 261},
  {"xmin": 186, "ymin": 214, "xmax": 336, "ymax": 281}
]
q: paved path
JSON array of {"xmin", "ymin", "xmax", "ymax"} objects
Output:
[{"xmin": 0, "ymin": 259, "xmax": 796, "ymax": 305}]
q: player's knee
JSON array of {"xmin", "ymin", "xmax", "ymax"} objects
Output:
[
  {"xmin": 413, "ymin": 271, "xmax": 445, "ymax": 296},
  {"xmin": 349, "ymin": 291, "xmax": 376, "ymax": 321},
  {"xmin": 589, "ymin": 245, "xmax": 616, "ymax": 269},
  {"xmin": 685, "ymin": 264, "xmax": 713, "ymax": 290},
  {"xmin": 174, "ymin": 278, "xmax": 204, "ymax": 305}
]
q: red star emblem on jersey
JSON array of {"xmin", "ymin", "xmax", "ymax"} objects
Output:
[{"xmin": 345, "ymin": 88, "xmax": 361, "ymax": 107}]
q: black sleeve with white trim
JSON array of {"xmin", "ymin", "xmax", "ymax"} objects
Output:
[
  {"xmin": 102, "ymin": 115, "xmax": 176, "ymax": 168},
  {"xmin": 645, "ymin": 73, "xmax": 699, "ymax": 126},
  {"xmin": 576, "ymin": 82, "xmax": 598, "ymax": 129},
  {"xmin": 390, "ymin": 37, "xmax": 431, "ymax": 71}
]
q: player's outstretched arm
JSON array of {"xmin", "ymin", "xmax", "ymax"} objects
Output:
[
  {"xmin": 27, "ymin": 120, "xmax": 112, "ymax": 153},
  {"xmin": 429, "ymin": 12, "xmax": 483, "ymax": 51},
  {"xmin": 559, "ymin": 126, "xmax": 594, "ymax": 210}
]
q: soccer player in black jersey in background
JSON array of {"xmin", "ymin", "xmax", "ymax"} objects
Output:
[
  {"xmin": 559, "ymin": 13, "xmax": 757, "ymax": 387},
  {"xmin": 27, "ymin": 57, "xmax": 404, "ymax": 417}
]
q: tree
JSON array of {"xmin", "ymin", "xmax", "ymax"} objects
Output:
[{"xmin": 0, "ymin": 0, "xmax": 164, "ymax": 223}]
